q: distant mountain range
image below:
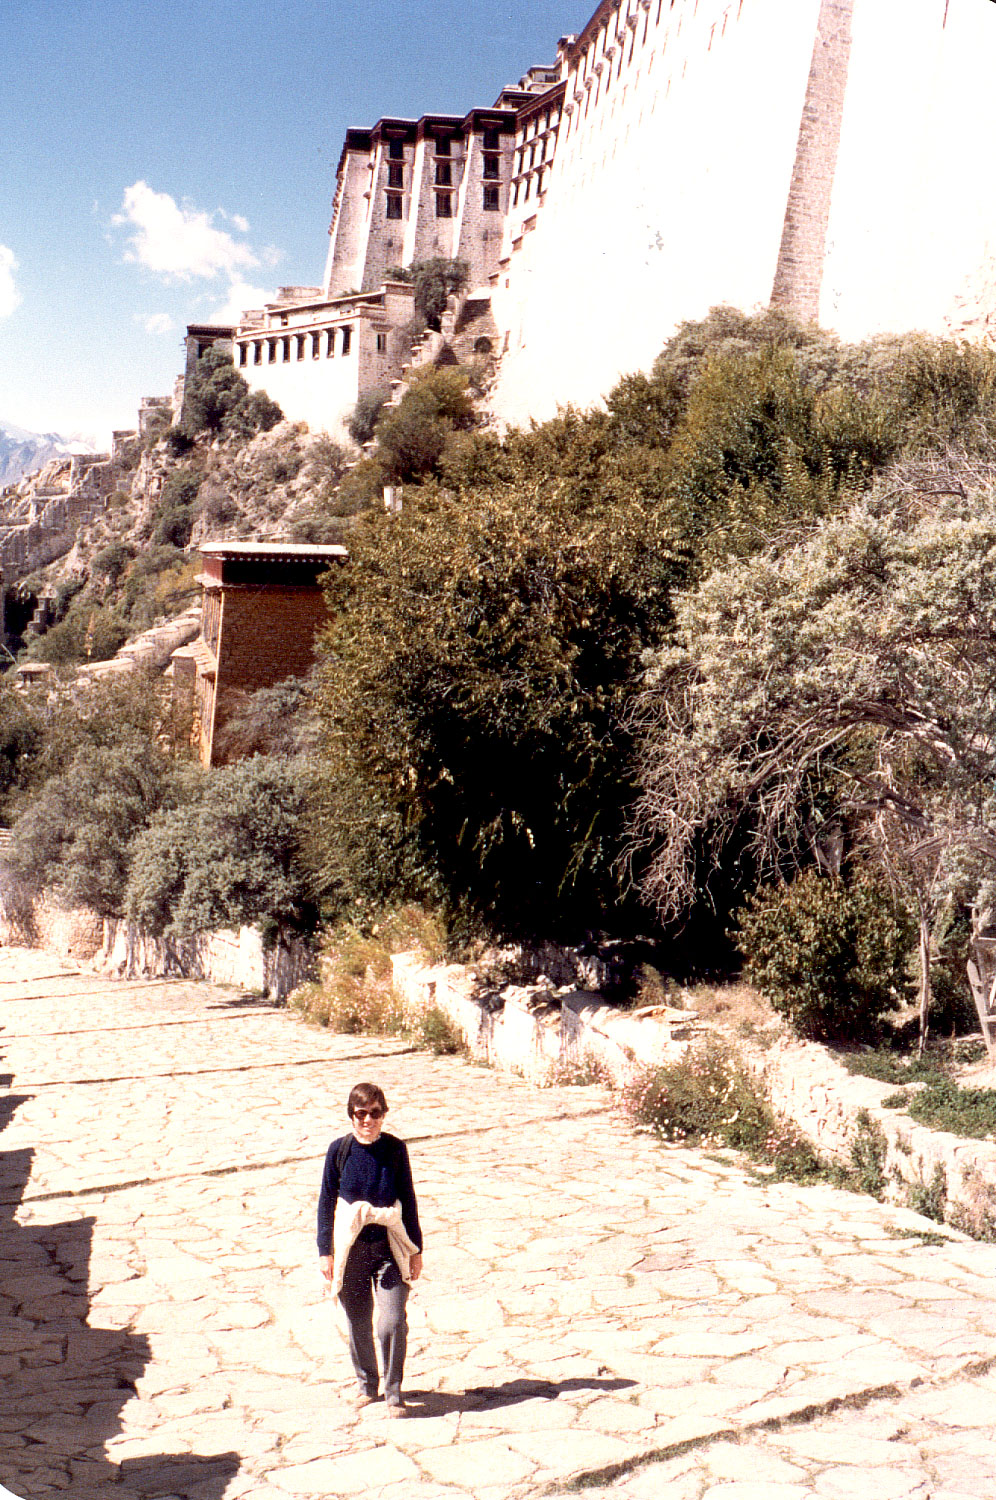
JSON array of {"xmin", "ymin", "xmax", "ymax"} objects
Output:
[{"xmin": 0, "ymin": 419, "xmax": 98, "ymax": 489}]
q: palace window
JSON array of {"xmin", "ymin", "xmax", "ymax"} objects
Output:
[
  {"xmin": 483, "ymin": 127, "xmax": 500, "ymax": 151},
  {"xmin": 388, "ymin": 138, "xmax": 405, "ymax": 160},
  {"xmin": 311, "ymin": 332, "xmax": 321, "ymax": 359},
  {"xmin": 435, "ymin": 161, "xmax": 452, "ymax": 186},
  {"xmin": 341, "ymin": 325, "xmax": 352, "ymax": 355},
  {"xmin": 436, "ymin": 135, "xmax": 451, "ymax": 156},
  {"xmin": 386, "ymin": 192, "xmax": 403, "ymax": 219},
  {"xmin": 482, "ymin": 154, "xmax": 500, "ymax": 180},
  {"xmin": 376, "ymin": 333, "xmax": 388, "ymax": 352},
  {"xmin": 237, "ymin": 344, "xmax": 247, "ymax": 366},
  {"xmin": 483, "ymin": 185, "xmax": 501, "ymax": 211},
  {"xmin": 388, "ymin": 163, "xmax": 404, "ymax": 188},
  {"xmin": 326, "ymin": 329, "xmax": 336, "ymax": 357},
  {"xmin": 296, "ymin": 334, "xmax": 306, "ymax": 361},
  {"xmin": 436, "ymin": 192, "xmax": 452, "ymax": 217}
]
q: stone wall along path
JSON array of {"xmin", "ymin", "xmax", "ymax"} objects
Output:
[{"xmin": 2, "ymin": 943, "xmax": 996, "ymax": 1499}]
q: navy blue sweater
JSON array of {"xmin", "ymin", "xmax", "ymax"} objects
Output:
[{"xmin": 316, "ymin": 1132, "xmax": 423, "ymax": 1257}]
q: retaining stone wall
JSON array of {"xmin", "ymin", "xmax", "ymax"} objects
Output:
[
  {"xmin": 390, "ymin": 950, "xmax": 689, "ymax": 1083},
  {"xmin": 392, "ymin": 949, "xmax": 996, "ymax": 1238},
  {"xmin": 0, "ymin": 893, "xmax": 314, "ymax": 1001}
]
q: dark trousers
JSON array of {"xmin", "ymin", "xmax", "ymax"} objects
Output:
[{"xmin": 338, "ymin": 1231, "xmax": 409, "ymax": 1403}]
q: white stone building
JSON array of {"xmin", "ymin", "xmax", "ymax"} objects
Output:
[
  {"xmin": 206, "ymin": 0, "xmax": 996, "ymax": 439},
  {"xmin": 490, "ymin": 0, "xmax": 996, "ymax": 426}
]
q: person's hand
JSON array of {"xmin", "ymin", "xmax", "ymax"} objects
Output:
[
  {"xmin": 410, "ymin": 1252, "xmax": 423, "ymax": 1281},
  {"xmin": 319, "ymin": 1255, "xmax": 333, "ymax": 1283}
]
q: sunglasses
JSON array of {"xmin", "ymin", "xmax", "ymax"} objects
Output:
[{"xmin": 352, "ymin": 1108, "xmax": 384, "ymax": 1120}]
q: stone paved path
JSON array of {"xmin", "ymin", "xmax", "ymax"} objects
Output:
[{"xmin": 2, "ymin": 945, "xmax": 996, "ymax": 1500}]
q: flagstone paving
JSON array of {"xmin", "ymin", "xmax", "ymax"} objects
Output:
[{"xmin": 2, "ymin": 943, "xmax": 996, "ymax": 1499}]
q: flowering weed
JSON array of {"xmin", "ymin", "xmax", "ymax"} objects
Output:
[{"xmin": 620, "ymin": 1038, "xmax": 824, "ymax": 1180}]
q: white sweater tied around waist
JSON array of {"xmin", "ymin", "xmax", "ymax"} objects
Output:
[{"xmin": 330, "ymin": 1197, "xmax": 420, "ymax": 1302}]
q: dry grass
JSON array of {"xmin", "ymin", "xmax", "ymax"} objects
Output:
[{"xmin": 671, "ymin": 980, "xmax": 782, "ymax": 1039}]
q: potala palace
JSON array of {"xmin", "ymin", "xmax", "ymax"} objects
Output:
[{"xmin": 193, "ymin": 0, "xmax": 996, "ymax": 439}]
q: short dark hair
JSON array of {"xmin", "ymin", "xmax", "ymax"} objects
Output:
[{"xmin": 348, "ymin": 1082, "xmax": 388, "ymax": 1117}]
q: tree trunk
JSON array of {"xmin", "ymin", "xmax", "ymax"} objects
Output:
[{"xmin": 917, "ymin": 906, "xmax": 931, "ymax": 1058}]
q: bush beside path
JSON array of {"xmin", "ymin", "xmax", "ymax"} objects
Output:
[{"xmin": 2, "ymin": 945, "xmax": 996, "ymax": 1499}]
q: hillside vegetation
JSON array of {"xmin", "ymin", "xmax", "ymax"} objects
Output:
[
  {"xmin": 8, "ymin": 307, "xmax": 996, "ymax": 1047},
  {"xmin": 11, "ymin": 348, "xmax": 350, "ymax": 667}
]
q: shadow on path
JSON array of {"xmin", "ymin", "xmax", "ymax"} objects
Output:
[
  {"xmin": 401, "ymin": 1374, "xmax": 637, "ymax": 1419},
  {"xmin": 0, "ymin": 1033, "xmax": 240, "ymax": 1500}
]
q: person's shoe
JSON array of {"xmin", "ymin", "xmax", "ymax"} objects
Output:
[
  {"xmin": 385, "ymin": 1400, "xmax": 407, "ymax": 1418},
  {"xmin": 354, "ymin": 1391, "xmax": 378, "ymax": 1409}
]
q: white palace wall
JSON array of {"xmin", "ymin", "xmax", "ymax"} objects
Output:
[
  {"xmin": 821, "ymin": 0, "xmax": 996, "ymax": 341},
  {"xmin": 490, "ymin": 0, "xmax": 996, "ymax": 429},
  {"xmin": 491, "ymin": 0, "xmax": 822, "ymax": 427},
  {"xmin": 221, "ymin": 0, "xmax": 996, "ymax": 441}
]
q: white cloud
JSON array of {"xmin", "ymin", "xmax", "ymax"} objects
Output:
[
  {"xmin": 0, "ymin": 245, "xmax": 21, "ymax": 318},
  {"xmin": 134, "ymin": 312, "xmax": 176, "ymax": 336},
  {"xmin": 207, "ymin": 278, "xmax": 276, "ymax": 323},
  {"xmin": 112, "ymin": 180, "xmax": 258, "ymax": 281}
]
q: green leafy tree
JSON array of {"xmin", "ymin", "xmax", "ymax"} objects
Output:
[
  {"xmin": 311, "ymin": 479, "xmax": 683, "ymax": 939},
  {"xmin": 737, "ymin": 870, "xmax": 913, "ymax": 1041},
  {"xmin": 125, "ymin": 755, "xmax": 318, "ymax": 941},
  {"xmin": 4, "ymin": 738, "xmax": 179, "ymax": 916},
  {"xmin": 181, "ymin": 346, "xmax": 283, "ymax": 439},
  {"xmin": 348, "ymin": 388, "xmax": 390, "ymax": 446},
  {"xmin": 375, "ymin": 366, "xmax": 476, "ymax": 483},
  {"xmin": 223, "ymin": 387, "xmax": 284, "ymax": 440},
  {"xmin": 629, "ymin": 460, "xmax": 996, "ymax": 1038},
  {"xmin": 388, "ymin": 259, "xmax": 469, "ymax": 330},
  {"xmin": 0, "ymin": 683, "xmax": 40, "ymax": 817}
]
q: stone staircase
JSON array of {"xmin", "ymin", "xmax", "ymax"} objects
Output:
[{"xmin": 381, "ymin": 287, "xmax": 500, "ymax": 418}]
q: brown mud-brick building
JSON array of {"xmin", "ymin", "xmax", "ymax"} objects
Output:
[{"xmin": 172, "ymin": 541, "xmax": 347, "ymax": 767}]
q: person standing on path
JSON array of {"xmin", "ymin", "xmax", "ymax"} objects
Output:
[{"xmin": 317, "ymin": 1082, "xmax": 423, "ymax": 1416}]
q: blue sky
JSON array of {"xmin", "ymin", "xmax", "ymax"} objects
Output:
[{"xmin": 0, "ymin": 0, "xmax": 591, "ymax": 444}]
